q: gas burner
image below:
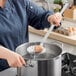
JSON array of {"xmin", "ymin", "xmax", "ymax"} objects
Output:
[{"xmin": 62, "ymin": 53, "xmax": 76, "ymax": 76}]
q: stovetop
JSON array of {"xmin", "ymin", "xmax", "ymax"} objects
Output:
[{"xmin": 62, "ymin": 53, "xmax": 76, "ymax": 76}]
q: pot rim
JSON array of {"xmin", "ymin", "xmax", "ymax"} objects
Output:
[{"xmin": 16, "ymin": 42, "xmax": 62, "ymax": 61}]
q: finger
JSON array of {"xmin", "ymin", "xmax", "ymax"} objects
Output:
[
  {"xmin": 19, "ymin": 55, "xmax": 26, "ymax": 65},
  {"xmin": 12, "ymin": 61, "xmax": 19, "ymax": 68},
  {"xmin": 52, "ymin": 16, "xmax": 59, "ymax": 25},
  {"xmin": 17, "ymin": 57, "xmax": 23, "ymax": 67},
  {"xmin": 10, "ymin": 60, "xmax": 18, "ymax": 68},
  {"xmin": 53, "ymin": 16, "xmax": 61, "ymax": 26},
  {"xmin": 55, "ymin": 13, "xmax": 62, "ymax": 20}
]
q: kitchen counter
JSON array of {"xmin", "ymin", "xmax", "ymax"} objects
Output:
[{"xmin": 29, "ymin": 19, "xmax": 76, "ymax": 46}]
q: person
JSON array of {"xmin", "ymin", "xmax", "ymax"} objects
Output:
[{"xmin": 0, "ymin": 0, "xmax": 62, "ymax": 71}]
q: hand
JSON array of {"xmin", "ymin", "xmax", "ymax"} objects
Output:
[
  {"xmin": 48, "ymin": 12, "xmax": 62, "ymax": 26},
  {"xmin": 0, "ymin": 46, "xmax": 26, "ymax": 68},
  {"xmin": 6, "ymin": 51, "xmax": 26, "ymax": 68}
]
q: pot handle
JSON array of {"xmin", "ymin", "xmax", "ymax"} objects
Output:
[
  {"xmin": 24, "ymin": 60, "xmax": 34, "ymax": 67},
  {"xmin": 24, "ymin": 63, "xmax": 34, "ymax": 67},
  {"xmin": 17, "ymin": 67, "xmax": 21, "ymax": 76},
  {"xmin": 16, "ymin": 61, "xmax": 34, "ymax": 76}
]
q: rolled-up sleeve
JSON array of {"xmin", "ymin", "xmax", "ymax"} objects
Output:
[{"xmin": 25, "ymin": 0, "xmax": 54, "ymax": 29}]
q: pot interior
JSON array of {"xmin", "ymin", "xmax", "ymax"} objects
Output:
[{"xmin": 16, "ymin": 42, "xmax": 62, "ymax": 61}]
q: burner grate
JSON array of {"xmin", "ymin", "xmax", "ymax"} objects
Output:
[{"xmin": 62, "ymin": 53, "xmax": 76, "ymax": 76}]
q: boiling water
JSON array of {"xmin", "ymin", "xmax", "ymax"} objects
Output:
[
  {"xmin": 23, "ymin": 53, "xmax": 56, "ymax": 61},
  {"xmin": 25, "ymin": 44, "xmax": 58, "ymax": 61}
]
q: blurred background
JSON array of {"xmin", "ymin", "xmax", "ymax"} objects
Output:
[{"xmin": 32, "ymin": 0, "xmax": 76, "ymax": 20}]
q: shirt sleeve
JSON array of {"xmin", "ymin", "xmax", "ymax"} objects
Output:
[{"xmin": 24, "ymin": 0, "xmax": 54, "ymax": 30}]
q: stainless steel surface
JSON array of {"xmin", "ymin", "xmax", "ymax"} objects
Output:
[
  {"xmin": 0, "ymin": 68, "xmax": 17, "ymax": 76},
  {"xmin": 16, "ymin": 42, "xmax": 62, "ymax": 76},
  {"xmin": 41, "ymin": 25, "xmax": 54, "ymax": 46},
  {"xmin": 17, "ymin": 68, "xmax": 21, "ymax": 76}
]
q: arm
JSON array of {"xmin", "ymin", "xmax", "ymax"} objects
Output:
[
  {"xmin": 25, "ymin": 0, "xmax": 54, "ymax": 29},
  {"xmin": 0, "ymin": 46, "xmax": 25, "ymax": 67},
  {"xmin": 25, "ymin": 0, "xmax": 62, "ymax": 29}
]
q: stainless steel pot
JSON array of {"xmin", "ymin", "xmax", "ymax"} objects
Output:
[{"xmin": 16, "ymin": 42, "xmax": 62, "ymax": 76}]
